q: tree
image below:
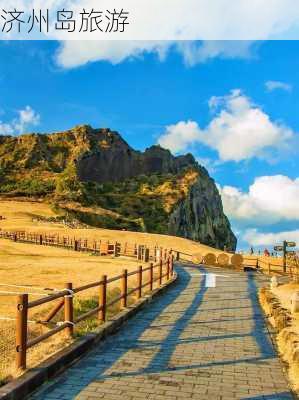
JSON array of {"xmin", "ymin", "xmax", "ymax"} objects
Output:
[{"xmin": 55, "ymin": 163, "xmax": 83, "ymax": 201}]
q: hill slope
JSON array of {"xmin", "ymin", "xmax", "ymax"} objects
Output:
[{"xmin": 0, "ymin": 125, "xmax": 237, "ymax": 250}]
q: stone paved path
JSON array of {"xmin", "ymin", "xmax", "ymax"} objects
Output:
[{"xmin": 29, "ymin": 264, "xmax": 295, "ymax": 400}]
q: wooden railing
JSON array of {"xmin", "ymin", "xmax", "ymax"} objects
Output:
[
  {"xmin": 0, "ymin": 229, "xmax": 134, "ymax": 256},
  {"xmin": 0, "ymin": 229, "xmax": 177, "ymax": 263},
  {"xmin": 14, "ymin": 255, "xmax": 174, "ymax": 371},
  {"xmin": 243, "ymin": 255, "xmax": 299, "ymax": 278}
]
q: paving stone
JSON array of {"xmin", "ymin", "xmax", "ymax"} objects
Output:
[{"xmin": 28, "ymin": 265, "xmax": 293, "ymax": 400}]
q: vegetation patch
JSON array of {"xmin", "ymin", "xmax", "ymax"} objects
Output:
[{"xmin": 259, "ymin": 287, "xmax": 299, "ymax": 394}]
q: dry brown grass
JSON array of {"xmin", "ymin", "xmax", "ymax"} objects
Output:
[
  {"xmin": 0, "ymin": 238, "xmax": 148, "ymax": 384},
  {"xmin": 275, "ymin": 284, "xmax": 299, "ymax": 394},
  {"xmin": 243, "ymin": 254, "xmax": 286, "ymax": 275},
  {"xmin": 260, "ymin": 282, "xmax": 299, "ymax": 394},
  {"xmin": 0, "ymin": 198, "xmax": 225, "ymax": 257},
  {"xmin": 277, "ymin": 326, "xmax": 299, "ymax": 393},
  {"xmin": 0, "ymin": 239, "xmax": 145, "ymax": 315},
  {"xmin": 0, "ymin": 198, "xmax": 231, "ymax": 384}
]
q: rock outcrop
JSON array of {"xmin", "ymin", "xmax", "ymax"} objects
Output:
[
  {"xmin": 0, "ymin": 124, "xmax": 237, "ymax": 250},
  {"xmin": 168, "ymin": 173, "xmax": 237, "ymax": 250}
]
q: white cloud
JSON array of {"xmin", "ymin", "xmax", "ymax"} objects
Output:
[
  {"xmin": 158, "ymin": 120, "xmax": 200, "ymax": 154},
  {"xmin": 157, "ymin": 89, "xmax": 295, "ymax": 162},
  {"xmin": 56, "ymin": 40, "xmax": 255, "ymax": 69},
  {"xmin": 5, "ymin": 0, "xmax": 299, "ymax": 39},
  {"xmin": 219, "ymin": 175, "xmax": 299, "ymax": 225},
  {"xmin": 4, "ymin": 0, "xmax": 299, "ymax": 44},
  {"xmin": 16, "ymin": 106, "xmax": 40, "ymax": 133},
  {"xmin": 0, "ymin": 122, "xmax": 14, "ymax": 136},
  {"xmin": 176, "ymin": 41, "xmax": 256, "ymax": 66},
  {"xmin": 243, "ymin": 228, "xmax": 299, "ymax": 247},
  {"xmin": 0, "ymin": 106, "xmax": 40, "ymax": 136},
  {"xmin": 265, "ymin": 80, "xmax": 292, "ymax": 92},
  {"xmin": 52, "ymin": 0, "xmax": 299, "ymax": 68},
  {"xmin": 196, "ymin": 157, "xmax": 221, "ymax": 174},
  {"xmin": 56, "ymin": 41, "xmax": 171, "ymax": 68}
]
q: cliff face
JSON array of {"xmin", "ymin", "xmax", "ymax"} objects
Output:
[
  {"xmin": 77, "ymin": 132, "xmax": 197, "ymax": 183},
  {"xmin": 168, "ymin": 175, "xmax": 237, "ymax": 251},
  {"xmin": 0, "ymin": 125, "xmax": 237, "ymax": 250},
  {"xmin": 0, "ymin": 125, "xmax": 196, "ymax": 181}
]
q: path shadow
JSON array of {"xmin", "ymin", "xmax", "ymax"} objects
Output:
[
  {"xmin": 31, "ymin": 265, "xmax": 200, "ymax": 398},
  {"xmin": 247, "ymin": 271, "xmax": 275, "ymax": 357},
  {"xmin": 241, "ymin": 393, "xmax": 294, "ymax": 399},
  {"xmin": 30, "ymin": 266, "xmax": 291, "ymax": 400}
]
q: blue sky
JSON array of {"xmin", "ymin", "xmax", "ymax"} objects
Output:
[{"xmin": 0, "ymin": 40, "xmax": 299, "ymax": 251}]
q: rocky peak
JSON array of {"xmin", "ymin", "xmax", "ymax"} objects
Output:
[{"xmin": 0, "ymin": 125, "xmax": 237, "ymax": 250}]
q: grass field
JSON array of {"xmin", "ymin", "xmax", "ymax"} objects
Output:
[
  {"xmin": 0, "ymin": 198, "xmax": 229, "ymax": 384},
  {"xmin": 0, "ymin": 198, "xmax": 225, "ymax": 257},
  {"xmin": 0, "ymin": 198, "xmax": 264, "ymax": 385},
  {"xmin": 0, "ymin": 238, "xmax": 151, "ymax": 383}
]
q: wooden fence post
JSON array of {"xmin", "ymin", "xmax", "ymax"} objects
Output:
[
  {"xmin": 137, "ymin": 245, "xmax": 141, "ymax": 260},
  {"xmin": 144, "ymin": 248, "xmax": 149, "ymax": 262},
  {"xmin": 74, "ymin": 240, "xmax": 78, "ymax": 251},
  {"xmin": 121, "ymin": 269, "xmax": 128, "ymax": 308},
  {"xmin": 137, "ymin": 266, "xmax": 142, "ymax": 299},
  {"xmin": 16, "ymin": 294, "xmax": 28, "ymax": 370},
  {"xmin": 114, "ymin": 242, "xmax": 118, "ymax": 257},
  {"xmin": 155, "ymin": 247, "xmax": 161, "ymax": 263},
  {"xmin": 166, "ymin": 257, "xmax": 170, "ymax": 280},
  {"xmin": 39, "ymin": 234, "xmax": 43, "ymax": 245},
  {"xmin": 170, "ymin": 255, "xmax": 174, "ymax": 276},
  {"xmin": 64, "ymin": 283, "xmax": 74, "ymax": 337},
  {"xmin": 268, "ymin": 262, "xmax": 271, "ymax": 275},
  {"xmin": 159, "ymin": 259, "xmax": 163, "ymax": 286},
  {"xmin": 149, "ymin": 263, "xmax": 154, "ymax": 291},
  {"xmin": 176, "ymin": 251, "xmax": 180, "ymax": 261},
  {"xmin": 99, "ymin": 275, "xmax": 107, "ymax": 322}
]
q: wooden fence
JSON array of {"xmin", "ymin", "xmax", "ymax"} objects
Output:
[
  {"xmin": 14, "ymin": 255, "xmax": 174, "ymax": 371},
  {"xmin": 0, "ymin": 229, "xmax": 177, "ymax": 262},
  {"xmin": 242, "ymin": 255, "xmax": 299, "ymax": 278}
]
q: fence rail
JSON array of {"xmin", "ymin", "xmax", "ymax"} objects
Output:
[
  {"xmin": 13, "ymin": 254, "xmax": 174, "ymax": 371},
  {"xmin": 243, "ymin": 255, "xmax": 299, "ymax": 278},
  {"xmin": 0, "ymin": 229, "xmax": 179, "ymax": 264},
  {"xmin": 3, "ymin": 227, "xmax": 299, "ymax": 374}
]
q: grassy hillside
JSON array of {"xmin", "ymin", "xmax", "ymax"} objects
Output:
[
  {"xmin": 0, "ymin": 199, "xmax": 223, "ymax": 256},
  {"xmin": 0, "ymin": 126, "xmax": 237, "ymax": 250},
  {"xmin": 0, "ymin": 158, "xmax": 199, "ymax": 234}
]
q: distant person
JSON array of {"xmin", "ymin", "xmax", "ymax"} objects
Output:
[
  {"xmin": 250, "ymin": 247, "xmax": 254, "ymax": 255},
  {"xmin": 264, "ymin": 248, "xmax": 270, "ymax": 257}
]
